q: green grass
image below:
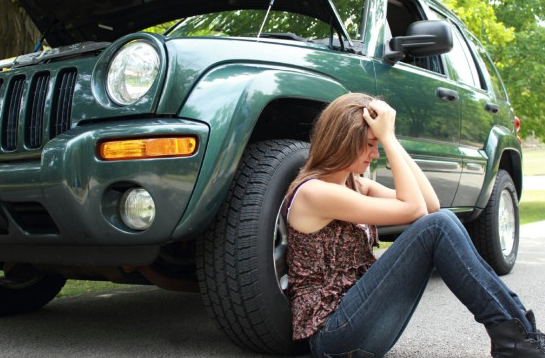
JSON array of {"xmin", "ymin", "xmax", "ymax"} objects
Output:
[
  {"xmin": 520, "ymin": 148, "xmax": 545, "ymax": 225},
  {"xmin": 523, "ymin": 148, "xmax": 545, "ymax": 176},
  {"xmin": 520, "ymin": 190, "xmax": 545, "ymax": 225},
  {"xmin": 58, "ymin": 280, "xmax": 127, "ymax": 298}
]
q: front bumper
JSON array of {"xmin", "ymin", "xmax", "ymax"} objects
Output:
[{"xmin": 0, "ymin": 118, "xmax": 208, "ymax": 265}]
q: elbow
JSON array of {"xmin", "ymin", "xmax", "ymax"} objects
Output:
[
  {"xmin": 407, "ymin": 203, "xmax": 428, "ymax": 222},
  {"xmin": 416, "ymin": 205, "xmax": 429, "ymax": 220},
  {"xmin": 428, "ymin": 200, "xmax": 440, "ymax": 214}
]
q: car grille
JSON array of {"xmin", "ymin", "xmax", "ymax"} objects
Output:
[{"xmin": 0, "ymin": 68, "xmax": 77, "ymax": 153}]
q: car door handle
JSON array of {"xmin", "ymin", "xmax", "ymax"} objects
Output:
[
  {"xmin": 436, "ymin": 87, "xmax": 459, "ymax": 102},
  {"xmin": 484, "ymin": 102, "xmax": 500, "ymax": 114}
]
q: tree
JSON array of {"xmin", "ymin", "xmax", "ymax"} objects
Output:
[
  {"xmin": 0, "ymin": 0, "xmax": 41, "ymax": 59},
  {"xmin": 444, "ymin": 0, "xmax": 545, "ymax": 142},
  {"xmin": 491, "ymin": 0, "xmax": 545, "ymax": 141},
  {"xmin": 443, "ymin": 0, "xmax": 515, "ymax": 48}
]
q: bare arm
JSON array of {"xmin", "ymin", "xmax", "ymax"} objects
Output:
[
  {"xmin": 394, "ymin": 141, "xmax": 440, "ymax": 213},
  {"xmin": 363, "ymin": 101, "xmax": 428, "ymax": 219},
  {"xmin": 288, "ymin": 100, "xmax": 428, "ymax": 232},
  {"xmin": 359, "ymin": 141, "xmax": 440, "ymax": 213}
]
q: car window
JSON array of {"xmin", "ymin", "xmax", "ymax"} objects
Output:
[
  {"xmin": 335, "ymin": 0, "xmax": 366, "ymax": 41},
  {"xmin": 465, "ymin": 32, "xmax": 508, "ymax": 101},
  {"xmin": 445, "ymin": 23, "xmax": 484, "ymax": 89},
  {"xmin": 385, "ymin": 0, "xmax": 443, "ymax": 74},
  {"xmin": 167, "ymin": 10, "xmax": 333, "ymax": 40},
  {"xmin": 165, "ymin": 2, "xmax": 367, "ymax": 43}
]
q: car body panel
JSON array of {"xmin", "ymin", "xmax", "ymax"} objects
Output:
[
  {"xmin": 374, "ymin": 60, "xmax": 464, "ymax": 207},
  {"xmin": 173, "ymin": 64, "xmax": 362, "ymax": 238}
]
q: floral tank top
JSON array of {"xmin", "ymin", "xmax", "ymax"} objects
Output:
[{"xmin": 286, "ymin": 180, "xmax": 379, "ymax": 341}]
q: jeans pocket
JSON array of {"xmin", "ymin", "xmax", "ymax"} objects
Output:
[{"xmin": 324, "ymin": 349, "xmax": 375, "ymax": 358}]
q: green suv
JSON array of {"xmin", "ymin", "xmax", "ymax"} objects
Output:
[{"xmin": 0, "ymin": 0, "xmax": 523, "ymax": 354}]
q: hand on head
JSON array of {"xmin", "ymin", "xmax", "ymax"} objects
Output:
[{"xmin": 362, "ymin": 100, "xmax": 396, "ymax": 142}]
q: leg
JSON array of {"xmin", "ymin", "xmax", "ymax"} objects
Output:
[
  {"xmin": 429, "ymin": 210, "xmax": 531, "ymax": 330},
  {"xmin": 311, "ymin": 210, "xmax": 532, "ymax": 358},
  {"xmin": 441, "ymin": 211, "xmax": 545, "ymax": 358},
  {"xmin": 441, "ymin": 210, "xmax": 526, "ymax": 313}
]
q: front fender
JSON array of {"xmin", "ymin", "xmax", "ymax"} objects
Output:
[
  {"xmin": 172, "ymin": 64, "xmax": 349, "ymax": 239},
  {"xmin": 474, "ymin": 125, "xmax": 523, "ymax": 211}
]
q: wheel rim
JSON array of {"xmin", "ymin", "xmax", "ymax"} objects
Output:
[
  {"xmin": 0, "ymin": 271, "xmax": 42, "ymax": 289},
  {"xmin": 498, "ymin": 189, "xmax": 516, "ymax": 257},
  {"xmin": 0, "ymin": 264, "xmax": 43, "ymax": 289},
  {"xmin": 273, "ymin": 200, "xmax": 289, "ymax": 293}
]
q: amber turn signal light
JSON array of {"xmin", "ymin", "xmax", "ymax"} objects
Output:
[{"xmin": 99, "ymin": 137, "xmax": 197, "ymax": 160}]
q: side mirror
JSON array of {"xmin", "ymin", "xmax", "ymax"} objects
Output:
[{"xmin": 385, "ymin": 20, "xmax": 453, "ymax": 62}]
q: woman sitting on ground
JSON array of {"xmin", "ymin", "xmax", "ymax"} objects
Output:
[{"xmin": 285, "ymin": 92, "xmax": 544, "ymax": 358}]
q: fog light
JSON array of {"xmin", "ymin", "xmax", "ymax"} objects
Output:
[{"xmin": 119, "ymin": 188, "xmax": 155, "ymax": 230}]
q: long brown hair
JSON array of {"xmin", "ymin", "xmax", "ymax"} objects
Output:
[{"xmin": 287, "ymin": 92, "xmax": 374, "ymax": 199}]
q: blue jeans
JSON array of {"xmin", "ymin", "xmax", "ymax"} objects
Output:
[{"xmin": 309, "ymin": 209, "xmax": 530, "ymax": 358}]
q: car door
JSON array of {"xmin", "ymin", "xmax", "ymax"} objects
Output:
[
  {"xmin": 439, "ymin": 20, "xmax": 495, "ymax": 209},
  {"xmin": 372, "ymin": 0, "xmax": 463, "ymax": 208}
]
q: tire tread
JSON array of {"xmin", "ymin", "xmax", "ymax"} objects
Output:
[{"xmin": 196, "ymin": 140, "xmax": 309, "ymax": 354}]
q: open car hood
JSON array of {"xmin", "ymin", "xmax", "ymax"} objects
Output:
[{"xmin": 19, "ymin": 0, "xmax": 349, "ymax": 48}]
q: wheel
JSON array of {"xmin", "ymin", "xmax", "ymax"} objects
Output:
[
  {"xmin": 0, "ymin": 263, "xmax": 66, "ymax": 316},
  {"xmin": 196, "ymin": 139, "xmax": 309, "ymax": 354},
  {"xmin": 467, "ymin": 169, "xmax": 519, "ymax": 275}
]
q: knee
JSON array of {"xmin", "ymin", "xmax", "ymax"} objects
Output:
[
  {"xmin": 434, "ymin": 209, "xmax": 461, "ymax": 223},
  {"xmin": 441, "ymin": 210, "xmax": 466, "ymax": 231},
  {"xmin": 411, "ymin": 210, "xmax": 461, "ymax": 235},
  {"xmin": 439, "ymin": 208, "xmax": 458, "ymax": 220},
  {"xmin": 426, "ymin": 209, "xmax": 459, "ymax": 228}
]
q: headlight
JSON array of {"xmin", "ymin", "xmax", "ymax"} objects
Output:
[{"xmin": 107, "ymin": 41, "xmax": 159, "ymax": 105}]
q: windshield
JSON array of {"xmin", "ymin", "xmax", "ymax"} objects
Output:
[
  {"xmin": 168, "ymin": 10, "xmax": 331, "ymax": 39},
  {"xmin": 166, "ymin": 1, "xmax": 365, "ymax": 42}
]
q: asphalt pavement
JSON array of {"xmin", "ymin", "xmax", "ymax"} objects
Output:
[
  {"xmin": 1, "ymin": 209, "xmax": 544, "ymax": 357},
  {"xmin": 0, "ymin": 220, "xmax": 543, "ymax": 358}
]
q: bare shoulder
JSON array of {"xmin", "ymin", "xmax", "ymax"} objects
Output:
[
  {"xmin": 296, "ymin": 179, "xmax": 348, "ymax": 200},
  {"xmin": 293, "ymin": 179, "xmax": 333, "ymax": 204},
  {"xmin": 287, "ymin": 180, "xmax": 333, "ymax": 232},
  {"xmin": 293, "ymin": 179, "xmax": 364, "ymax": 215}
]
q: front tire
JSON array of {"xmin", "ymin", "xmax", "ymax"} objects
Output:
[
  {"xmin": 468, "ymin": 169, "xmax": 519, "ymax": 275},
  {"xmin": 0, "ymin": 264, "xmax": 66, "ymax": 316},
  {"xmin": 196, "ymin": 140, "xmax": 309, "ymax": 354}
]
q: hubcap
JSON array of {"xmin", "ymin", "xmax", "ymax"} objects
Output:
[
  {"xmin": 498, "ymin": 189, "xmax": 516, "ymax": 257},
  {"xmin": 0, "ymin": 264, "xmax": 43, "ymax": 289},
  {"xmin": 273, "ymin": 201, "xmax": 289, "ymax": 293}
]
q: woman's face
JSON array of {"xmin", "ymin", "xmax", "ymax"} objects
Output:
[{"xmin": 346, "ymin": 129, "xmax": 380, "ymax": 174}]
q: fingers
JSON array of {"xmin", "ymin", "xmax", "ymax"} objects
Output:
[
  {"xmin": 363, "ymin": 100, "xmax": 396, "ymax": 141},
  {"xmin": 362, "ymin": 107, "xmax": 374, "ymax": 123},
  {"xmin": 368, "ymin": 100, "xmax": 395, "ymax": 117}
]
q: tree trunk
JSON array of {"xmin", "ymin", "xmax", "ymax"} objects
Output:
[{"xmin": 0, "ymin": 0, "xmax": 41, "ymax": 59}]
